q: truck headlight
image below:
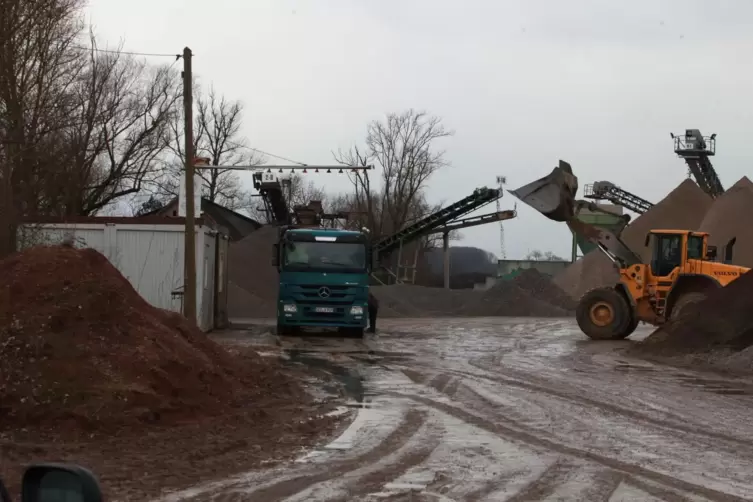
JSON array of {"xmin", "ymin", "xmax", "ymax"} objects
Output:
[
  {"xmin": 350, "ymin": 306, "xmax": 364, "ymax": 315},
  {"xmin": 283, "ymin": 304, "xmax": 297, "ymax": 313}
]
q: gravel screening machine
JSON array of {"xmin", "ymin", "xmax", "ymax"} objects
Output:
[{"xmin": 510, "ymin": 160, "xmax": 750, "ymax": 340}]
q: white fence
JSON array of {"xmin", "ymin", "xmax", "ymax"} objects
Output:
[{"xmin": 18, "ymin": 222, "xmax": 220, "ymax": 331}]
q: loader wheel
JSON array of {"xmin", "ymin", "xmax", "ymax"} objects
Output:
[
  {"xmin": 621, "ymin": 315, "xmax": 640, "ymax": 338},
  {"xmin": 576, "ymin": 287, "xmax": 633, "ymax": 340},
  {"xmin": 669, "ymin": 292, "xmax": 707, "ymax": 321}
]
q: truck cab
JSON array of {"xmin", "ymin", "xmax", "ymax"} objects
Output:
[{"xmin": 273, "ymin": 227, "xmax": 371, "ymax": 337}]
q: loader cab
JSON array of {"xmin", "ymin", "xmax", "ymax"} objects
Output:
[
  {"xmin": 648, "ymin": 232, "xmax": 682, "ymax": 277},
  {"xmin": 646, "ymin": 230, "xmax": 709, "ymax": 277}
]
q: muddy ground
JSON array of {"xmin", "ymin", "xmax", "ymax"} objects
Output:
[{"xmin": 155, "ymin": 318, "xmax": 753, "ymax": 502}]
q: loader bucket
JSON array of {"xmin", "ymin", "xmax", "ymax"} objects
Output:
[{"xmin": 508, "ymin": 160, "xmax": 579, "ymax": 222}]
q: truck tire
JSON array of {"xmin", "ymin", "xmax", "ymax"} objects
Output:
[
  {"xmin": 669, "ymin": 292, "xmax": 707, "ymax": 321},
  {"xmin": 339, "ymin": 327, "xmax": 364, "ymax": 338},
  {"xmin": 576, "ymin": 287, "xmax": 633, "ymax": 340},
  {"xmin": 277, "ymin": 323, "xmax": 295, "ymax": 336}
]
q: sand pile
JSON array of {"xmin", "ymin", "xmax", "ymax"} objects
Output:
[
  {"xmin": 554, "ymin": 179, "xmax": 713, "ymax": 299},
  {"xmin": 697, "ymin": 177, "xmax": 753, "ymax": 268},
  {"xmin": 227, "ymin": 226, "xmax": 279, "ymax": 318},
  {"xmin": 0, "ymin": 245, "xmax": 303, "ymax": 433},
  {"xmin": 639, "ymin": 270, "xmax": 753, "ymax": 354}
]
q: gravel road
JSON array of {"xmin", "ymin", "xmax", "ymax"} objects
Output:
[{"xmin": 161, "ymin": 318, "xmax": 753, "ymax": 501}]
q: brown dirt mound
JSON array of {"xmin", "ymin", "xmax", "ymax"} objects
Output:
[
  {"xmin": 639, "ymin": 270, "xmax": 753, "ymax": 353},
  {"xmin": 697, "ymin": 177, "xmax": 753, "ymax": 268},
  {"xmin": 0, "ymin": 245, "xmax": 304, "ymax": 434},
  {"xmin": 555, "ymin": 179, "xmax": 713, "ymax": 299},
  {"xmin": 227, "ymin": 225, "xmax": 279, "ymax": 318},
  {"xmin": 512, "ymin": 268, "xmax": 576, "ymax": 310}
]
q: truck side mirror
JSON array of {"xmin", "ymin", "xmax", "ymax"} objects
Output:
[
  {"xmin": 272, "ymin": 243, "xmax": 279, "ymax": 267},
  {"xmin": 22, "ymin": 464, "xmax": 103, "ymax": 502},
  {"xmin": 706, "ymin": 245, "xmax": 717, "ymax": 260}
]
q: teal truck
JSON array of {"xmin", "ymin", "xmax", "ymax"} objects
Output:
[{"xmin": 272, "ymin": 226, "xmax": 372, "ymax": 337}]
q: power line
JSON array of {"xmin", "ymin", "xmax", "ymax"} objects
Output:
[
  {"xmin": 73, "ymin": 45, "xmax": 182, "ymax": 59},
  {"xmin": 224, "ymin": 139, "xmax": 308, "ymax": 166}
]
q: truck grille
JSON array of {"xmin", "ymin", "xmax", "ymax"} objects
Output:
[{"xmin": 291, "ymin": 284, "xmax": 357, "ymax": 304}]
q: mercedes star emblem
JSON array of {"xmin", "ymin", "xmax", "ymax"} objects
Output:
[{"xmin": 318, "ymin": 286, "xmax": 331, "ymax": 298}]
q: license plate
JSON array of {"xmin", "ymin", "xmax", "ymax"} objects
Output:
[{"xmin": 314, "ymin": 307, "xmax": 335, "ymax": 313}]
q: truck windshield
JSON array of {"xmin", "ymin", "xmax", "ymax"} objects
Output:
[{"xmin": 283, "ymin": 241, "xmax": 367, "ymax": 272}]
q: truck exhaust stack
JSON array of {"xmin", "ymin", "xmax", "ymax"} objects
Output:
[{"xmin": 508, "ymin": 160, "xmax": 579, "ymax": 222}]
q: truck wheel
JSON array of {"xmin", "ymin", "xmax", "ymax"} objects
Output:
[
  {"xmin": 576, "ymin": 287, "xmax": 633, "ymax": 340},
  {"xmin": 277, "ymin": 323, "xmax": 294, "ymax": 336},
  {"xmin": 340, "ymin": 327, "xmax": 364, "ymax": 338},
  {"xmin": 669, "ymin": 292, "xmax": 707, "ymax": 321}
]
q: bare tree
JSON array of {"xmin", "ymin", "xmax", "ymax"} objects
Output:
[
  {"xmin": 159, "ymin": 85, "xmax": 264, "ymax": 210},
  {"xmin": 240, "ymin": 172, "xmax": 328, "ymax": 224},
  {"xmin": 54, "ymin": 39, "xmax": 181, "ymax": 215},
  {"xmin": 334, "ymin": 109, "xmax": 453, "ymax": 240},
  {"xmin": 0, "ymin": 0, "xmax": 184, "ymax": 256},
  {"xmin": 525, "ymin": 250, "xmax": 564, "ymax": 261},
  {"xmin": 286, "ymin": 173, "xmax": 326, "ymax": 207},
  {"xmin": 0, "ymin": 0, "xmax": 85, "ymax": 255}
]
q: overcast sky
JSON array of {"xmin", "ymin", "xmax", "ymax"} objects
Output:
[{"xmin": 86, "ymin": 0, "xmax": 753, "ymax": 260}]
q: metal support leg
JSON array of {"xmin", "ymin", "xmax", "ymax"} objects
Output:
[{"xmin": 443, "ymin": 231, "xmax": 450, "ymax": 289}]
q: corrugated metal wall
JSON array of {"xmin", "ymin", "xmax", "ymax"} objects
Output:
[{"xmin": 18, "ymin": 223, "xmax": 221, "ymax": 331}]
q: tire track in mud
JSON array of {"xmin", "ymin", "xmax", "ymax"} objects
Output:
[
  {"xmin": 403, "ymin": 370, "xmax": 459, "ymax": 398},
  {"xmin": 389, "ymin": 391, "xmax": 749, "ymax": 502},
  {"xmin": 623, "ymin": 478, "xmax": 699, "ymax": 502},
  {"xmin": 215, "ymin": 409, "xmax": 427, "ymax": 502},
  {"xmin": 503, "ymin": 460, "xmax": 575, "ymax": 502},
  {"xmin": 327, "ymin": 431, "xmax": 442, "ymax": 501},
  {"xmin": 408, "ymin": 359, "xmax": 753, "ymax": 452}
]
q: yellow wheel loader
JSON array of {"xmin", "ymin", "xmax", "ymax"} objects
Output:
[{"xmin": 510, "ymin": 161, "xmax": 750, "ymax": 340}]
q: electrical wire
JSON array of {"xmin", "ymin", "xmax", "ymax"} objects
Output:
[
  {"xmin": 72, "ymin": 45, "xmax": 182, "ymax": 59},
  {"xmin": 224, "ymin": 139, "xmax": 308, "ymax": 166}
]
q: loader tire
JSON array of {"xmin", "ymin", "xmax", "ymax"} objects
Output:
[
  {"xmin": 669, "ymin": 292, "xmax": 707, "ymax": 321},
  {"xmin": 621, "ymin": 314, "xmax": 640, "ymax": 338},
  {"xmin": 576, "ymin": 287, "xmax": 633, "ymax": 340}
]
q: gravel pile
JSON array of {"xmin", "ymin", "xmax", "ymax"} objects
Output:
[
  {"xmin": 227, "ymin": 226, "xmax": 279, "ymax": 318},
  {"xmin": 697, "ymin": 177, "xmax": 753, "ymax": 268},
  {"xmin": 0, "ymin": 245, "xmax": 305, "ymax": 435},
  {"xmin": 512, "ymin": 268, "xmax": 577, "ymax": 311},
  {"xmin": 639, "ymin": 270, "xmax": 753, "ymax": 354},
  {"xmin": 372, "ymin": 275, "xmax": 572, "ymax": 318}
]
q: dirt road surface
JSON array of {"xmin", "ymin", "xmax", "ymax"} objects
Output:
[{"xmin": 158, "ymin": 318, "xmax": 753, "ymax": 502}]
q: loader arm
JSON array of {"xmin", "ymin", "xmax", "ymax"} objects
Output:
[
  {"xmin": 566, "ymin": 218, "xmax": 641, "ymax": 268},
  {"xmin": 509, "ymin": 160, "xmax": 642, "ymax": 268}
]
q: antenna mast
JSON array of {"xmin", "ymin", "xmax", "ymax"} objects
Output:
[{"xmin": 496, "ymin": 175, "xmax": 507, "ymax": 259}]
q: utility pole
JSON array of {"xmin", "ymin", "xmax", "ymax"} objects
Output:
[{"xmin": 182, "ymin": 47, "xmax": 197, "ymax": 325}]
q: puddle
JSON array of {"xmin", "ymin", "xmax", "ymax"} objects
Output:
[
  {"xmin": 344, "ymin": 401, "xmax": 376, "ymax": 409},
  {"xmin": 285, "ymin": 349, "xmax": 366, "ymax": 403}
]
